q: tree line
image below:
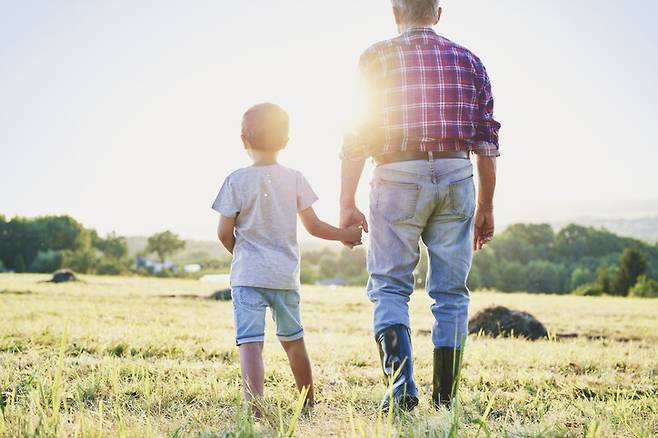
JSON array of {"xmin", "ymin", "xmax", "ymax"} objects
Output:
[
  {"xmin": 0, "ymin": 215, "xmax": 186, "ymax": 276},
  {"xmin": 466, "ymin": 223, "xmax": 658, "ymax": 297},
  {"xmin": 2, "ymin": 214, "xmax": 657, "ymax": 297},
  {"xmin": 301, "ymin": 223, "xmax": 658, "ymax": 297}
]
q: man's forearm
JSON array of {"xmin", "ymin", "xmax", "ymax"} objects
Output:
[
  {"xmin": 476, "ymin": 155, "xmax": 497, "ymax": 210},
  {"xmin": 340, "ymin": 158, "xmax": 366, "ymax": 207}
]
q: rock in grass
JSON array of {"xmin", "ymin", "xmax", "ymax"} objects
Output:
[
  {"xmin": 208, "ymin": 288, "xmax": 232, "ymax": 301},
  {"xmin": 47, "ymin": 269, "xmax": 78, "ymax": 283},
  {"xmin": 468, "ymin": 305, "xmax": 548, "ymax": 340}
]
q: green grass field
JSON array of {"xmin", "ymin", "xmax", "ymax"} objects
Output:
[{"xmin": 0, "ymin": 274, "xmax": 656, "ymax": 437}]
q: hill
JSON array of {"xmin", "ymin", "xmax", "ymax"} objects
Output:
[{"xmin": 552, "ymin": 216, "xmax": 658, "ymax": 244}]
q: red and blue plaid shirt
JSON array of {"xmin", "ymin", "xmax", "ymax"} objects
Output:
[{"xmin": 342, "ymin": 27, "xmax": 501, "ymax": 159}]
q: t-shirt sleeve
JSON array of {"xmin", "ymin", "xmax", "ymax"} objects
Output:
[
  {"xmin": 211, "ymin": 176, "xmax": 241, "ymax": 218},
  {"xmin": 296, "ymin": 172, "xmax": 319, "ymax": 212}
]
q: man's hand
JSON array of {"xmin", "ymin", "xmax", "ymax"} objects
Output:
[
  {"xmin": 340, "ymin": 205, "xmax": 368, "ymax": 248},
  {"xmin": 473, "ymin": 207, "xmax": 494, "ymax": 251}
]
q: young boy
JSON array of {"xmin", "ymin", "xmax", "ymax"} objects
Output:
[{"xmin": 212, "ymin": 102, "xmax": 363, "ymax": 415}]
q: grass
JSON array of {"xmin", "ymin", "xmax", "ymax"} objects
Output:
[{"xmin": 0, "ymin": 273, "xmax": 656, "ymax": 437}]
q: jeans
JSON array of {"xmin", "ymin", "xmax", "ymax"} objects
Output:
[
  {"xmin": 231, "ymin": 286, "xmax": 304, "ymax": 345},
  {"xmin": 367, "ymin": 158, "xmax": 475, "ymax": 348}
]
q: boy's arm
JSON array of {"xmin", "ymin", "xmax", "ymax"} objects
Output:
[
  {"xmin": 299, "ymin": 207, "xmax": 362, "ymax": 244},
  {"xmin": 217, "ymin": 215, "xmax": 236, "ymax": 254}
]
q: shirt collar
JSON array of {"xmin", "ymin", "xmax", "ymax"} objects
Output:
[{"xmin": 401, "ymin": 26, "xmax": 437, "ymax": 36}]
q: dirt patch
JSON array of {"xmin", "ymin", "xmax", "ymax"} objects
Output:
[
  {"xmin": 0, "ymin": 289, "xmax": 35, "ymax": 296},
  {"xmin": 41, "ymin": 269, "xmax": 78, "ymax": 283},
  {"xmin": 469, "ymin": 306, "xmax": 548, "ymax": 340},
  {"xmin": 208, "ymin": 289, "xmax": 232, "ymax": 301}
]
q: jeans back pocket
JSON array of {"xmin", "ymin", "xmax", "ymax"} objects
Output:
[
  {"xmin": 448, "ymin": 174, "xmax": 476, "ymax": 219},
  {"xmin": 373, "ymin": 178, "xmax": 420, "ymax": 223}
]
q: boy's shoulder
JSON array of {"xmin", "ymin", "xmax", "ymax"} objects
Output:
[{"xmin": 224, "ymin": 164, "xmax": 304, "ymax": 183}]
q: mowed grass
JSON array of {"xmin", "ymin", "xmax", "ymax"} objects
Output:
[{"xmin": 0, "ymin": 274, "xmax": 656, "ymax": 437}]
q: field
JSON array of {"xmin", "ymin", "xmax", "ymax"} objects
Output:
[{"xmin": 0, "ymin": 274, "xmax": 656, "ymax": 437}]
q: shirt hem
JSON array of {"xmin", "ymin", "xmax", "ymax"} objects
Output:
[{"xmin": 231, "ymin": 282, "xmax": 301, "ymax": 291}]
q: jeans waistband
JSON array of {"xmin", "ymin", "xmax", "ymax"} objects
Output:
[{"xmin": 376, "ymin": 159, "xmax": 472, "ymax": 182}]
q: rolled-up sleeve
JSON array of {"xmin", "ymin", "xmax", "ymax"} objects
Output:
[{"xmin": 473, "ymin": 60, "xmax": 501, "ymax": 157}]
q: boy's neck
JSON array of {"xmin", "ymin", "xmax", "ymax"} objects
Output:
[{"xmin": 249, "ymin": 149, "xmax": 279, "ymax": 166}]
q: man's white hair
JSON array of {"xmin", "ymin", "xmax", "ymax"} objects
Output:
[{"xmin": 391, "ymin": 0, "xmax": 440, "ymax": 24}]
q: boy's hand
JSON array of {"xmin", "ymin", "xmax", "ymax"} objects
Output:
[
  {"xmin": 339, "ymin": 206, "xmax": 368, "ymax": 248},
  {"xmin": 342, "ymin": 224, "xmax": 363, "ymax": 246}
]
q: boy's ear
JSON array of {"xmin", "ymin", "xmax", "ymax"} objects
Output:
[
  {"xmin": 280, "ymin": 137, "xmax": 290, "ymax": 150},
  {"xmin": 241, "ymin": 134, "xmax": 250, "ymax": 149}
]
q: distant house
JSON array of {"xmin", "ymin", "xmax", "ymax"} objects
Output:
[
  {"xmin": 135, "ymin": 256, "xmax": 178, "ymax": 274},
  {"xmin": 183, "ymin": 264, "xmax": 202, "ymax": 273}
]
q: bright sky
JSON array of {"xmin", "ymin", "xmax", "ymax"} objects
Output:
[{"xmin": 2, "ymin": 0, "xmax": 658, "ymax": 241}]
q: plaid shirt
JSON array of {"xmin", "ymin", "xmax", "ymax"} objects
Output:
[{"xmin": 342, "ymin": 27, "xmax": 501, "ymax": 159}]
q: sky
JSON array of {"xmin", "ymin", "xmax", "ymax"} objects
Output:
[{"xmin": 1, "ymin": 0, "xmax": 658, "ymax": 241}]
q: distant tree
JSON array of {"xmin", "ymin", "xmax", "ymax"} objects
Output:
[
  {"xmin": 570, "ymin": 267, "xmax": 595, "ymax": 290},
  {"xmin": 300, "ymin": 260, "xmax": 318, "ymax": 285},
  {"xmin": 497, "ymin": 261, "xmax": 527, "ymax": 292},
  {"xmin": 496, "ymin": 223, "xmax": 555, "ymax": 261},
  {"xmin": 93, "ymin": 232, "xmax": 128, "ymax": 260},
  {"xmin": 337, "ymin": 248, "xmax": 367, "ymax": 278},
  {"xmin": 0, "ymin": 215, "xmax": 89, "ymax": 271},
  {"xmin": 525, "ymin": 260, "xmax": 564, "ymax": 293},
  {"xmin": 629, "ymin": 275, "xmax": 658, "ymax": 298},
  {"xmin": 467, "ymin": 264, "xmax": 482, "ymax": 290},
  {"xmin": 62, "ymin": 248, "xmax": 100, "ymax": 274},
  {"xmin": 29, "ymin": 250, "xmax": 63, "ymax": 273},
  {"xmin": 319, "ymin": 254, "xmax": 339, "ymax": 279},
  {"xmin": 471, "ymin": 249, "xmax": 501, "ymax": 290},
  {"xmin": 146, "ymin": 231, "xmax": 186, "ymax": 265},
  {"xmin": 13, "ymin": 254, "xmax": 26, "ymax": 273},
  {"xmin": 613, "ymin": 249, "xmax": 647, "ymax": 296},
  {"xmin": 552, "ymin": 224, "xmax": 632, "ymax": 262},
  {"xmin": 595, "ymin": 265, "xmax": 616, "ymax": 294}
]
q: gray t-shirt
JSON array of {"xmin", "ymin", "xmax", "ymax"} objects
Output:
[{"xmin": 212, "ymin": 164, "xmax": 318, "ymax": 290}]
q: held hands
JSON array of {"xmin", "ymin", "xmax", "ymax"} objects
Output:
[
  {"xmin": 342, "ymin": 223, "xmax": 364, "ymax": 246},
  {"xmin": 473, "ymin": 207, "xmax": 494, "ymax": 251},
  {"xmin": 340, "ymin": 205, "xmax": 368, "ymax": 248}
]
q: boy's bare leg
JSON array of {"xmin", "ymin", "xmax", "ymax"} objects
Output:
[
  {"xmin": 280, "ymin": 338, "xmax": 314, "ymax": 407},
  {"xmin": 239, "ymin": 342, "xmax": 265, "ymax": 416}
]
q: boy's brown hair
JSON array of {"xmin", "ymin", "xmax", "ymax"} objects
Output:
[{"xmin": 241, "ymin": 103, "xmax": 289, "ymax": 150}]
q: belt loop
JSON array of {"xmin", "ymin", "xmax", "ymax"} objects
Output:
[{"xmin": 428, "ymin": 151, "xmax": 437, "ymax": 182}]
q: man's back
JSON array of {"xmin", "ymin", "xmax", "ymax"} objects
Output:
[{"xmin": 343, "ymin": 27, "xmax": 500, "ymax": 159}]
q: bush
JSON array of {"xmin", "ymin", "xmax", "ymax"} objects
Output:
[
  {"xmin": 629, "ymin": 275, "xmax": 658, "ymax": 298},
  {"xmin": 61, "ymin": 249, "xmax": 100, "ymax": 274},
  {"xmin": 525, "ymin": 260, "xmax": 564, "ymax": 293},
  {"xmin": 573, "ymin": 282, "xmax": 604, "ymax": 296},
  {"xmin": 29, "ymin": 250, "xmax": 63, "ymax": 273},
  {"xmin": 497, "ymin": 261, "xmax": 526, "ymax": 292},
  {"xmin": 570, "ymin": 267, "xmax": 595, "ymax": 290},
  {"xmin": 97, "ymin": 260, "xmax": 129, "ymax": 276},
  {"xmin": 300, "ymin": 261, "xmax": 318, "ymax": 285},
  {"xmin": 0, "ymin": 260, "xmax": 5, "ymax": 272}
]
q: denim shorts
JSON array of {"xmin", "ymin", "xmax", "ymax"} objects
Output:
[{"xmin": 231, "ymin": 286, "xmax": 304, "ymax": 345}]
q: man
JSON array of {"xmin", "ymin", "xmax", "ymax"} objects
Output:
[{"xmin": 340, "ymin": 0, "xmax": 500, "ymax": 411}]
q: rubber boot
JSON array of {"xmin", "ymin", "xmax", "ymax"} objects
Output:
[
  {"xmin": 432, "ymin": 347, "xmax": 462, "ymax": 409},
  {"xmin": 376, "ymin": 324, "xmax": 419, "ymax": 412}
]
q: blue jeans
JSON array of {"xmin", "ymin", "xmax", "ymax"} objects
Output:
[
  {"xmin": 368, "ymin": 158, "xmax": 475, "ymax": 348},
  {"xmin": 231, "ymin": 286, "xmax": 304, "ymax": 345}
]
